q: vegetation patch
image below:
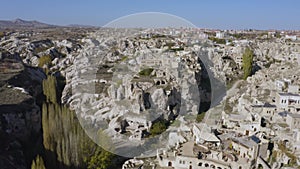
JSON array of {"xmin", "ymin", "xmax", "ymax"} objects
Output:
[
  {"xmin": 139, "ymin": 68, "xmax": 154, "ymax": 76},
  {"xmin": 196, "ymin": 112, "xmax": 206, "ymax": 123},
  {"xmin": 209, "ymin": 37, "xmax": 226, "ymax": 44},
  {"xmin": 0, "ymin": 31, "xmax": 5, "ymax": 38},
  {"xmin": 150, "ymin": 119, "xmax": 168, "ymax": 136},
  {"xmin": 170, "ymin": 120, "xmax": 180, "ymax": 127},
  {"xmin": 242, "ymin": 47, "xmax": 254, "ymax": 80},
  {"xmin": 278, "ymin": 142, "xmax": 297, "ymax": 167},
  {"xmin": 41, "ymin": 75, "xmax": 115, "ymax": 169},
  {"xmin": 38, "ymin": 55, "xmax": 52, "ymax": 68},
  {"xmin": 120, "ymin": 55, "xmax": 128, "ymax": 62},
  {"xmin": 165, "ymin": 42, "xmax": 176, "ymax": 49},
  {"xmin": 31, "ymin": 155, "xmax": 46, "ymax": 169}
]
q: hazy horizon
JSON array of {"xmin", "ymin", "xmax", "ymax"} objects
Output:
[{"xmin": 1, "ymin": 0, "xmax": 300, "ymax": 30}]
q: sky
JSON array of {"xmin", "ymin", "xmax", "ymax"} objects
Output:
[{"xmin": 1, "ymin": 0, "xmax": 300, "ymax": 30}]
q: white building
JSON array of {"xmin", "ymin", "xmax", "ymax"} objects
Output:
[
  {"xmin": 199, "ymin": 32, "xmax": 208, "ymax": 39},
  {"xmin": 157, "ymin": 141, "xmax": 235, "ymax": 169},
  {"xmin": 286, "ymin": 113, "xmax": 300, "ymax": 130},
  {"xmin": 292, "ymin": 130, "xmax": 300, "ymax": 155},
  {"xmin": 230, "ymin": 137, "xmax": 259, "ymax": 161},
  {"xmin": 276, "ymin": 93, "xmax": 300, "ymax": 109},
  {"xmin": 285, "ymin": 35, "xmax": 297, "ymax": 41},
  {"xmin": 216, "ymin": 31, "xmax": 225, "ymax": 39},
  {"xmin": 251, "ymin": 103, "xmax": 278, "ymax": 122},
  {"xmin": 288, "ymin": 85, "xmax": 299, "ymax": 94},
  {"xmin": 239, "ymin": 122, "xmax": 261, "ymax": 136},
  {"xmin": 192, "ymin": 124, "xmax": 220, "ymax": 146}
]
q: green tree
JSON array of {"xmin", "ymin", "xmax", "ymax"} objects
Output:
[
  {"xmin": 31, "ymin": 155, "xmax": 46, "ymax": 169},
  {"xmin": 42, "ymin": 75, "xmax": 57, "ymax": 103},
  {"xmin": 38, "ymin": 55, "xmax": 52, "ymax": 68},
  {"xmin": 150, "ymin": 120, "xmax": 167, "ymax": 135},
  {"xmin": 42, "ymin": 102, "xmax": 87, "ymax": 168},
  {"xmin": 242, "ymin": 47, "xmax": 254, "ymax": 80},
  {"xmin": 208, "ymin": 37, "xmax": 226, "ymax": 44},
  {"xmin": 87, "ymin": 148, "xmax": 114, "ymax": 169},
  {"xmin": 42, "ymin": 75, "xmax": 114, "ymax": 169}
]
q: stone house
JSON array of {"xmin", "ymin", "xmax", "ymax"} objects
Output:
[
  {"xmin": 157, "ymin": 142, "xmax": 232, "ymax": 169},
  {"xmin": 239, "ymin": 122, "xmax": 261, "ymax": 136},
  {"xmin": 276, "ymin": 93, "xmax": 300, "ymax": 109},
  {"xmin": 251, "ymin": 103, "xmax": 278, "ymax": 122},
  {"xmin": 291, "ymin": 130, "xmax": 300, "ymax": 155},
  {"xmin": 288, "ymin": 85, "xmax": 299, "ymax": 94},
  {"xmin": 286, "ymin": 113, "xmax": 300, "ymax": 130},
  {"xmin": 230, "ymin": 137, "xmax": 259, "ymax": 161},
  {"xmin": 192, "ymin": 124, "xmax": 221, "ymax": 146},
  {"xmin": 216, "ymin": 31, "xmax": 228, "ymax": 39}
]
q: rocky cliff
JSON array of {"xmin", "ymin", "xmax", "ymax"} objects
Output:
[{"xmin": 0, "ymin": 50, "xmax": 45, "ymax": 169}]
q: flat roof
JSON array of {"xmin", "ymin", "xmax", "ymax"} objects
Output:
[
  {"xmin": 180, "ymin": 141, "xmax": 196, "ymax": 157},
  {"xmin": 232, "ymin": 137, "xmax": 257, "ymax": 148},
  {"xmin": 252, "ymin": 103, "xmax": 276, "ymax": 108},
  {"xmin": 278, "ymin": 93, "xmax": 300, "ymax": 97}
]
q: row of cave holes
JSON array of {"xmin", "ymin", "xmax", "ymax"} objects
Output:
[{"xmin": 155, "ymin": 80, "xmax": 166, "ymax": 86}]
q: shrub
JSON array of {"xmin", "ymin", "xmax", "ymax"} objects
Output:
[
  {"xmin": 209, "ymin": 37, "xmax": 226, "ymax": 44},
  {"xmin": 120, "ymin": 56, "xmax": 128, "ymax": 62},
  {"xmin": 150, "ymin": 120, "xmax": 167, "ymax": 135},
  {"xmin": 196, "ymin": 112, "xmax": 206, "ymax": 123},
  {"xmin": 139, "ymin": 68, "xmax": 154, "ymax": 76},
  {"xmin": 0, "ymin": 31, "xmax": 4, "ymax": 38},
  {"xmin": 31, "ymin": 155, "xmax": 46, "ymax": 169},
  {"xmin": 38, "ymin": 55, "xmax": 52, "ymax": 68}
]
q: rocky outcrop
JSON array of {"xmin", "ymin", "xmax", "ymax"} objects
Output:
[
  {"xmin": 0, "ymin": 51, "xmax": 45, "ymax": 169},
  {"xmin": 58, "ymin": 29, "xmax": 205, "ymax": 157},
  {"xmin": 0, "ymin": 50, "xmax": 24, "ymax": 73}
]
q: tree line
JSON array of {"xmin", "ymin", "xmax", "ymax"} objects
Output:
[{"xmin": 32, "ymin": 75, "xmax": 115, "ymax": 169}]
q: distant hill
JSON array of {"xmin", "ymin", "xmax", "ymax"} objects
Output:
[{"xmin": 0, "ymin": 18, "xmax": 55, "ymax": 28}]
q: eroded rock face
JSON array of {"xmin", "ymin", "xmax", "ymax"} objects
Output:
[
  {"xmin": 0, "ymin": 51, "xmax": 45, "ymax": 169},
  {"xmin": 0, "ymin": 51, "xmax": 24, "ymax": 73},
  {"xmin": 59, "ymin": 29, "xmax": 205, "ymax": 157},
  {"xmin": 151, "ymin": 88, "xmax": 167, "ymax": 110},
  {"xmin": 0, "ymin": 29, "xmax": 85, "ymax": 69}
]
